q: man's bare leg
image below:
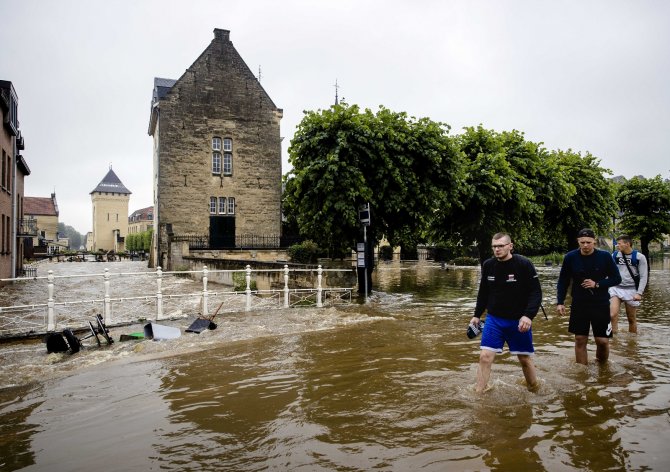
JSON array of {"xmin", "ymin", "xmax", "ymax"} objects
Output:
[
  {"xmin": 575, "ymin": 335, "xmax": 589, "ymax": 365},
  {"xmin": 625, "ymin": 304, "xmax": 638, "ymax": 333},
  {"xmin": 518, "ymin": 354, "xmax": 538, "ymax": 390},
  {"xmin": 610, "ymin": 297, "xmax": 621, "ymax": 334},
  {"xmin": 475, "ymin": 349, "xmax": 496, "ymax": 393},
  {"xmin": 595, "ymin": 336, "xmax": 610, "ymax": 363}
]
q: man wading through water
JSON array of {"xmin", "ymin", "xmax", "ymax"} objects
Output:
[
  {"xmin": 556, "ymin": 228, "xmax": 621, "ymax": 364},
  {"xmin": 471, "ymin": 232, "xmax": 542, "ymax": 393}
]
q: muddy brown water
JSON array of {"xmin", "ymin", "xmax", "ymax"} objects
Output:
[{"xmin": 1, "ymin": 260, "xmax": 669, "ymax": 471}]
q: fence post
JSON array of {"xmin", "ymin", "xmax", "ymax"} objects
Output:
[
  {"xmin": 103, "ymin": 268, "xmax": 111, "ymax": 324},
  {"xmin": 317, "ymin": 265, "xmax": 323, "ymax": 308},
  {"xmin": 202, "ymin": 265, "xmax": 209, "ymax": 318},
  {"xmin": 245, "ymin": 265, "xmax": 252, "ymax": 311},
  {"xmin": 283, "ymin": 265, "xmax": 290, "ymax": 308},
  {"xmin": 156, "ymin": 266, "xmax": 163, "ymax": 320},
  {"xmin": 47, "ymin": 270, "xmax": 55, "ymax": 331}
]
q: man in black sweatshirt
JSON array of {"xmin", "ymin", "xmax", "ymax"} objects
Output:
[
  {"xmin": 556, "ymin": 228, "xmax": 621, "ymax": 364},
  {"xmin": 471, "ymin": 232, "xmax": 542, "ymax": 393}
]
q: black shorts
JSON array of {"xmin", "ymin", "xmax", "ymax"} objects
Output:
[{"xmin": 568, "ymin": 303, "xmax": 613, "ymax": 338}]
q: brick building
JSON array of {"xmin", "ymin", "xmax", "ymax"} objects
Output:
[
  {"xmin": 1, "ymin": 80, "xmax": 32, "ymax": 279},
  {"xmin": 148, "ymin": 28, "xmax": 283, "ymax": 269}
]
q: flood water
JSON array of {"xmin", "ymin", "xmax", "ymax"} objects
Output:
[{"xmin": 1, "ymin": 259, "xmax": 669, "ymax": 471}]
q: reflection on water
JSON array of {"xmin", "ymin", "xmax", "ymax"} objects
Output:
[{"xmin": 0, "ymin": 260, "xmax": 669, "ymax": 471}]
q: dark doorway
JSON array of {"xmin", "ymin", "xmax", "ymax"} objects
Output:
[{"xmin": 209, "ymin": 216, "xmax": 235, "ymax": 249}]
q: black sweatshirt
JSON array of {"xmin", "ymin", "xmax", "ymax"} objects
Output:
[{"xmin": 474, "ymin": 254, "xmax": 542, "ymax": 320}]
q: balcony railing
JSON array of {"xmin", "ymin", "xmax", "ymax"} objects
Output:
[
  {"xmin": 172, "ymin": 234, "xmax": 302, "ymax": 250},
  {"xmin": 17, "ymin": 218, "xmax": 38, "ymax": 237}
]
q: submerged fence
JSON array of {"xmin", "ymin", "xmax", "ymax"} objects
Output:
[{"xmin": 0, "ymin": 265, "xmax": 354, "ymax": 338}]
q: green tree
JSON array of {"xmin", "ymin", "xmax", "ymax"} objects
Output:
[
  {"xmin": 283, "ymin": 103, "xmax": 464, "ymax": 256},
  {"xmin": 616, "ymin": 175, "xmax": 670, "ymax": 264},
  {"xmin": 57, "ymin": 223, "xmax": 84, "ymax": 250},
  {"xmin": 142, "ymin": 229, "xmax": 153, "ymax": 252},
  {"xmin": 126, "ymin": 233, "xmax": 137, "ymax": 252},
  {"xmin": 545, "ymin": 149, "xmax": 617, "ymax": 250},
  {"xmin": 431, "ymin": 126, "xmax": 547, "ymax": 261}
]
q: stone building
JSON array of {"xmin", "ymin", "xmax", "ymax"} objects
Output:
[
  {"xmin": 24, "ymin": 193, "xmax": 64, "ymax": 255},
  {"xmin": 1, "ymin": 80, "xmax": 32, "ymax": 279},
  {"xmin": 148, "ymin": 28, "xmax": 283, "ymax": 269},
  {"xmin": 90, "ymin": 167, "xmax": 131, "ymax": 252},
  {"xmin": 128, "ymin": 206, "xmax": 153, "ymax": 234}
]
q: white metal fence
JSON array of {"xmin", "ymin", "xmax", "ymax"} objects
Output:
[{"xmin": 0, "ymin": 265, "xmax": 354, "ymax": 337}]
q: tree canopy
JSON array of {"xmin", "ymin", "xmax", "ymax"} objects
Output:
[
  {"xmin": 283, "ymin": 103, "xmax": 661, "ymax": 261},
  {"xmin": 284, "ymin": 103, "xmax": 464, "ymax": 256},
  {"xmin": 616, "ymin": 175, "xmax": 670, "ymax": 259}
]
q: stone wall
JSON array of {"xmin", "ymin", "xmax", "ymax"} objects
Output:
[{"xmin": 153, "ymin": 29, "xmax": 283, "ymax": 262}]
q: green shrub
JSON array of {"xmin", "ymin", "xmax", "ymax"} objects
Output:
[
  {"xmin": 287, "ymin": 240, "xmax": 320, "ymax": 264},
  {"xmin": 233, "ymin": 271, "xmax": 257, "ymax": 291},
  {"xmin": 452, "ymin": 256, "xmax": 480, "ymax": 266},
  {"xmin": 528, "ymin": 252, "xmax": 564, "ymax": 266}
]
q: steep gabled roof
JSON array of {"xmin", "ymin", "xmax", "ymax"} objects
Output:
[
  {"xmin": 90, "ymin": 168, "xmax": 131, "ymax": 195},
  {"xmin": 129, "ymin": 206, "xmax": 153, "ymax": 221},
  {"xmin": 24, "ymin": 196, "xmax": 58, "ymax": 216}
]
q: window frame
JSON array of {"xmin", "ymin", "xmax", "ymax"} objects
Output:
[
  {"xmin": 212, "ymin": 137, "xmax": 222, "ymax": 151},
  {"xmin": 223, "ymin": 153, "xmax": 232, "ymax": 176},
  {"xmin": 218, "ymin": 197, "xmax": 226, "ymax": 214},
  {"xmin": 209, "ymin": 197, "xmax": 217, "ymax": 214},
  {"xmin": 212, "ymin": 152, "xmax": 222, "ymax": 175},
  {"xmin": 227, "ymin": 197, "xmax": 235, "ymax": 215}
]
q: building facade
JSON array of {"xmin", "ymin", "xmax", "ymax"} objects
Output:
[
  {"xmin": 128, "ymin": 206, "xmax": 153, "ymax": 234},
  {"xmin": 24, "ymin": 193, "xmax": 64, "ymax": 255},
  {"xmin": 1, "ymin": 80, "xmax": 32, "ymax": 279},
  {"xmin": 148, "ymin": 28, "xmax": 283, "ymax": 268},
  {"xmin": 90, "ymin": 168, "xmax": 131, "ymax": 252}
]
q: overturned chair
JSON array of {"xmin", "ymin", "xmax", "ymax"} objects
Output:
[{"xmin": 45, "ymin": 314, "xmax": 114, "ymax": 354}]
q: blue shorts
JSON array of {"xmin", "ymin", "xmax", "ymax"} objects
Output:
[{"xmin": 480, "ymin": 314, "xmax": 534, "ymax": 355}]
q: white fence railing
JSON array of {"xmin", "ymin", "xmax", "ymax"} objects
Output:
[{"xmin": 0, "ymin": 265, "xmax": 354, "ymax": 337}]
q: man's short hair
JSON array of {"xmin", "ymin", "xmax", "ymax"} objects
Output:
[
  {"xmin": 492, "ymin": 232, "xmax": 511, "ymax": 242},
  {"xmin": 616, "ymin": 234, "xmax": 633, "ymax": 244}
]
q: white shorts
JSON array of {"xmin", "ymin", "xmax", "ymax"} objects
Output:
[{"xmin": 609, "ymin": 286, "xmax": 641, "ymax": 307}]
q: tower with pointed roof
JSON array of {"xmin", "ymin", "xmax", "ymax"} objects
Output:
[{"xmin": 90, "ymin": 167, "xmax": 131, "ymax": 252}]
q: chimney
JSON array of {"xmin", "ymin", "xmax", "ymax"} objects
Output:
[{"xmin": 214, "ymin": 29, "xmax": 230, "ymax": 41}]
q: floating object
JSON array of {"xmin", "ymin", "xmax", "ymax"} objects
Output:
[
  {"xmin": 185, "ymin": 318, "xmax": 217, "ymax": 333},
  {"xmin": 144, "ymin": 322, "xmax": 181, "ymax": 340},
  {"xmin": 119, "ymin": 332, "xmax": 145, "ymax": 342},
  {"xmin": 186, "ymin": 301, "xmax": 223, "ymax": 334},
  {"xmin": 44, "ymin": 314, "xmax": 113, "ymax": 354}
]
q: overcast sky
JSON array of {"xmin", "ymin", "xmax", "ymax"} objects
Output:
[{"xmin": 1, "ymin": 0, "xmax": 668, "ymax": 235}]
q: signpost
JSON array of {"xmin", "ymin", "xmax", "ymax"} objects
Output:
[{"xmin": 358, "ymin": 204, "xmax": 371, "ymax": 300}]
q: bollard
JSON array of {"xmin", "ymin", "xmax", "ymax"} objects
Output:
[
  {"xmin": 202, "ymin": 265, "xmax": 209, "ymax": 318},
  {"xmin": 156, "ymin": 266, "xmax": 163, "ymax": 320},
  {"xmin": 47, "ymin": 270, "xmax": 55, "ymax": 331},
  {"xmin": 283, "ymin": 265, "xmax": 290, "ymax": 308},
  {"xmin": 104, "ymin": 268, "xmax": 111, "ymax": 324},
  {"xmin": 245, "ymin": 265, "xmax": 252, "ymax": 311},
  {"xmin": 317, "ymin": 265, "xmax": 323, "ymax": 308}
]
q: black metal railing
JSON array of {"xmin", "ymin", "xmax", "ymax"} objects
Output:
[
  {"xmin": 172, "ymin": 234, "xmax": 302, "ymax": 250},
  {"xmin": 17, "ymin": 218, "xmax": 38, "ymax": 237}
]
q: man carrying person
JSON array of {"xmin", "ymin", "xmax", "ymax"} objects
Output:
[
  {"xmin": 471, "ymin": 232, "xmax": 542, "ymax": 393},
  {"xmin": 556, "ymin": 228, "xmax": 621, "ymax": 364},
  {"xmin": 609, "ymin": 234, "xmax": 648, "ymax": 334}
]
